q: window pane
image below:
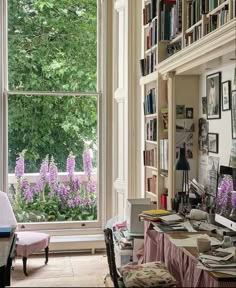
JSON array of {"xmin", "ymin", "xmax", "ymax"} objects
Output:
[
  {"xmin": 8, "ymin": 94, "xmax": 98, "ymax": 222},
  {"xmin": 8, "ymin": 0, "xmax": 97, "ymax": 92}
]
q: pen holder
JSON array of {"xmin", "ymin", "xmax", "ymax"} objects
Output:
[{"xmin": 196, "ymin": 238, "xmax": 211, "ymax": 253}]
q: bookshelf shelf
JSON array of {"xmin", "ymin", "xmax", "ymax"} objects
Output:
[
  {"xmin": 140, "ymin": 71, "xmax": 158, "ymax": 85},
  {"xmin": 158, "ymin": 18, "xmax": 235, "ymax": 75},
  {"xmin": 145, "ymin": 113, "xmax": 157, "ymax": 118},
  {"xmin": 185, "ymin": 20, "xmax": 202, "ymax": 34},
  {"xmin": 169, "ymin": 34, "xmax": 182, "ymax": 45},
  {"xmin": 145, "ymin": 166, "xmax": 158, "ymax": 171},
  {"xmin": 207, "ymin": 0, "xmax": 229, "ymax": 16},
  {"xmin": 145, "ymin": 44, "xmax": 158, "ymax": 55},
  {"xmin": 145, "ymin": 140, "xmax": 157, "ymax": 145}
]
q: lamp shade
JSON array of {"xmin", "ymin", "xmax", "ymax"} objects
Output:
[{"xmin": 175, "ymin": 147, "xmax": 190, "ymax": 171}]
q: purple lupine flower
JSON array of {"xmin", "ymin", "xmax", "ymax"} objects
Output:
[
  {"xmin": 56, "ymin": 184, "xmax": 69, "ymax": 201},
  {"xmin": 231, "ymin": 192, "xmax": 236, "ymax": 208},
  {"xmin": 67, "ymin": 195, "xmax": 82, "ymax": 208},
  {"xmin": 23, "ymin": 187, "xmax": 34, "ymax": 202},
  {"xmin": 83, "ymin": 149, "xmax": 93, "ymax": 178},
  {"xmin": 49, "ymin": 157, "xmax": 58, "ymax": 191},
  {"xmin": 73, "ymin": 176, "xmax": 83, "ymax": 192},
  {"xmin": 15, "ymin": 152, "xmax": 25, "ymax": 178},
  {"xmin": 67, "ymin": 152, "xmax": 75, "ymax": 178},
  {"xmin": 34, "ymin": 179, "xmax": 44, "ymax": 194},
  {"xmin": 86, "ymin": 181, "xmax": 96, "ymax": 193},
  {"xmin": 21, "ymin": 178, "xmax": 29, "ymax": 189},
  {"xmin": 40, "ymin": 156, "xmax": 49, "ymax": 182}
]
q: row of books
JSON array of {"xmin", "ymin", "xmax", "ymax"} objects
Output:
[
  {"xmin": 146, "ymin": 118, "xmax": 157, "ymax": 141},
  {"xmin": 139, "ymin": 51, "xmax": 157, "ymax": 76},
  {"xmin": 160, "ymin": 139, "xmax": 168, "ymax": 171},
  {"xmin": 144, "ymin": 88, "xmax": 156, "ymax": 115},
  {"xmin": 206, "ymin": 7, "xmax": 229, "ymax": 33},
  {"xmin": 143, "ymin": 148, "xmax": 157, "ymax": 168},
  {"xmin": 146, "ymin": 18, "xmax": 158, "ymax": 50},
  {"xmin": 146, "ymin": 174, "xmax": 157, "ymax": 194},
  {"xmin": 185, "ymin": 24, "xmax": 202, "ymax": 46},
  {"xmin": 187, "ymin": 0, "xmax": 202, "ymax": 28},
  {"xmin": 169, "ymin": 0, "xmax": 182, "ymax": 39},
  {"xmin": 143, "ymin": 0, "xmax": 158, "ymax": 25}
]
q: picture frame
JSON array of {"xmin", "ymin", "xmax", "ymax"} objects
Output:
[
  {"xmin": 202, "ymin": 97, "xmax": 207, "ymax": 115},
  {"xmin": 222, "ymin": 81, "xmax": 231, "ymax": 111},
  {"xmin": 231, "ymin": 90, "xmax": 236, "ymax": 139},
  {"xmin": 208, "ymin": 133, "xmax": 219, "ymax": 153},
  {"xmin": 206, "ymin": 72, "xmax": 221, "ymax": 119},
  {"xmin": 186, "ymin": 107, "xmax": 193, "ymax": 119}
]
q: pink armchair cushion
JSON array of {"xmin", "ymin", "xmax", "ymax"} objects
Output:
[{"xmin": 16, "ymin": 231, "xmax": 50, "ymax": 258}]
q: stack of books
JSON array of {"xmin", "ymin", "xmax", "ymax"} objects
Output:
[{"xmin": 139, "ymin": 209, "xmax": 171, "ymax": 221}]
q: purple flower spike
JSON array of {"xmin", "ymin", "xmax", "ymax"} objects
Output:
[
  {"xmin": 24, "ymin": 187, "xmax": 34, "ymax": 203},
  {"xmin": 67, "ymin": 152, "xmax": 75, "ymax": 178},
  {"xmin": 86, "ymin": 181, "xmax": 96, "ymax": 193},
  {"xmin": 57, "ymin": 184, "xmax": 69, "ymax": 201},
  {"xmin": 232, "ymin": 192, "xmax": 236, "ymax": 208},
  {"xmin": 83, "ymin": 149, "xmax": 93, "ymax": 178},
  {"xmin": 73, "ymin": 176, "xmax": 83, "ymax": 192},
  {"xmin": 40, "ymin": 156, "xmax": 49, "ymax": 182},
  {"xmin": 49, "ymin": 157, "xmax": 58, "ymax": 191},
  {"xmin": 15, "ymin": 152, "xmax": 25, "ymax": 178}
]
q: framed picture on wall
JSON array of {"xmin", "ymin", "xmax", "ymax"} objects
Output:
[
  {"xmin": 231, "ymin": 90, "xmax": 236, "ymax": 139},
  {"xmin": 208, "ymin": 133, "xmax": 219, "ymax": 153},
  {"xmin": 206, "ymin": 72, "xmax": 221, "ymax": 119},
  {"xmin": 222, "ymin": 81, "xmax": 231, "ymax": 111}
]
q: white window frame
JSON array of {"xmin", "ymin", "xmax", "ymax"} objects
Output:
[{"xmin": 0, "ymin": 0, "xmax": 108, "ymax": 233}]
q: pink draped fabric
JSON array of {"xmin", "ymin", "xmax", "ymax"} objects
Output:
[{"xmin": 142, "ymin": 222, "xmax": 236, "ymax": 288}]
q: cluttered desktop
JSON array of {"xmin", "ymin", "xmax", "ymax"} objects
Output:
[{"xmin": 108, "ymin": 165, "xmax": 236, "ymax": 287}]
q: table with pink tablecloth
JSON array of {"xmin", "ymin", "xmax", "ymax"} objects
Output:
[{"xmin": 142, "ymin": 221, "xmax": 236, "ymax": 288}]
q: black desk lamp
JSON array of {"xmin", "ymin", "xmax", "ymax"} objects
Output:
[{"xmin": 175, "ymin": 143, "xmax": 190, "ymax": 211}]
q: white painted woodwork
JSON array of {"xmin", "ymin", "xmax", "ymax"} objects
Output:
[{"xmin": 113, "ymin": 0, "xmax": 128, "ymax": 220}]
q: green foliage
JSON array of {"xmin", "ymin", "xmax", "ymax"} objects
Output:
[{"xmin": 8, "ymin": 0, "xmax": 98, "ymax": 173}]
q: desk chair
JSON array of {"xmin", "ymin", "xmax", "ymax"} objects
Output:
[
  {"xmin": 0, "ymin": 191, "xmax": 50, "ymax": 276},
  {"xmin": 104, "ymin": 228, "xmax": 176, "ymax": 288}
]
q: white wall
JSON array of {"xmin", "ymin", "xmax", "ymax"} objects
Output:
[{"xmin": 198, "ymin": 63, "xmax": 235, "ymax": 185}]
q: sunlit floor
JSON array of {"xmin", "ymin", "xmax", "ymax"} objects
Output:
[{"xmin": 11, "ymin": 252, "xmax": 108, "ymax": 287}]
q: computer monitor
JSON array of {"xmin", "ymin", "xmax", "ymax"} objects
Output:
[{"xmin": 215, "ymin": 166, "xmax": 236, "ymax": 232}]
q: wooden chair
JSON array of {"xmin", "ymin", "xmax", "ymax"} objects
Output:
[{"xmin": 103, "ymin": 227, "xmax": 176, "ymax": 288}]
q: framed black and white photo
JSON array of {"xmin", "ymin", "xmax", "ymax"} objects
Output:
[
  {"xmin": 208, "ymin": 133, "xmax": 218, "ymax": 153},
  {"xmin": 222, "ymin": 81, "xmax": 231, "ymax": 111},
  {"xmin": 206, "ymin": 72, "xmax": 221, "ymax": 119},
  {"xmin": 186, "ymin": 107, "xmax": 193, "ymax": 119},
  {"xmin": 231, "ymin": 90, "xmax": 236, "ymax": 139}
]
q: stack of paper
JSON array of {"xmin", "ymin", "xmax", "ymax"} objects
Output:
[{"xmin": 198, "ymin": 247, "xmax": 236, "ymax": 273}]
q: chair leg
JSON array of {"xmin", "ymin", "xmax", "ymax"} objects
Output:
[
  {"xmin": 22, "ymin": 257, "xmax": 28, "ymax": 276},
  {"xmin": 45, "ymin": 246, "xmax": 49, "ymax": 265}
]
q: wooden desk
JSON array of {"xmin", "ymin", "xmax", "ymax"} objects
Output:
[
  {"xmin": 143, "ymin": 221, "xmax": 236, "ymax": 287},
  {"xmin": 0, "ymin": 234, "xmax": 16, "ymax": 288}
]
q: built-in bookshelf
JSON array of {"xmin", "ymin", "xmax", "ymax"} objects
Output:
[
  {"xmin": 140, "ymin": 0, "xmax": 235, "ymax": 209},
  {"xmin": 141, "ymin": 0, "xmax": 235, "ymax": 74}
]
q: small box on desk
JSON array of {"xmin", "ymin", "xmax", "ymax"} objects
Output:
[{"xmin": 126, "ymin": 198, "xmax": 156, "ymax": 234}]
